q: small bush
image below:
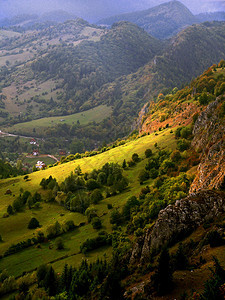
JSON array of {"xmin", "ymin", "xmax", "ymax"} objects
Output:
[
  {"xmin": 206, "ymin": 230, "xmax": 224, "ymax": 247},
  {"xmin": 92, "ymin": 217, "xmax": 102, "ymax": 230},
  {"xmin": 28, "ymin": 218, "xmax": 40, "ymax": 229},
  {"xmin": 55, "ymin": 237, "xmax": 64, "ymax": 250},
  {"xmin": 145, "ymin": 149, "xmax": 153, "ymax": 158},
  {"xmin": 132, "ymin": 153, "xmax": 139, "ymax": 163}
]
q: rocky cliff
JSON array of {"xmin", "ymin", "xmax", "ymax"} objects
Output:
[
  {"xmin": 130, "ymin": 190, "xmax": 225, "ymax": 263},
  {"xmin": 190, "ymin": 97, "xmax": 225, "ymax": 192}
]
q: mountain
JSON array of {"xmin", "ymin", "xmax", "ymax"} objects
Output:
[
  {"xmin": 90, "ymin": 21, "xmax": 225, "ymax": 124},
  {"xmin": 196, "ymin": 11, "xmax": 225, "ymax": 22},
  {"xmin": 0, "ymin": 20, "xmax": 162, "ymax": 120},
  {"xmin": 1, "ymin": 21, "xmax": 225, "ymax": 156},
  {"xmin": 0, "ymin": 10, "xmax": 78, "ymax": 29},
  {"xmin": 98, "ymin": 1, "xmax": 197, "ymax": 39}
]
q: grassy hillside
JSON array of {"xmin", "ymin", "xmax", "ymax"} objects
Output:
[
  {"xmin": 0, "ymin": 129, "xmax": 177, "ymax": 277},
  {"xmin": 3, "ymin": 105, "xmax": 112, "ymax": 136}
]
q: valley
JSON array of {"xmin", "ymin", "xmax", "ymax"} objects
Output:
[{"xmin": 0, "ymin": 1, "xmax": 225, "ymax": 299}]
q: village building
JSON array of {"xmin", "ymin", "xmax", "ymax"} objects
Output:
[
  {"xmin": 36, "ymin": 161, "xmax": 46, "ymax": 169},
  {"xmin": 30, "ymin": 138, "xmax": 37, "ymax": 145},
  {"xmin": 32, "ymin": 149, "xmax": 39, "ymax": 156}
]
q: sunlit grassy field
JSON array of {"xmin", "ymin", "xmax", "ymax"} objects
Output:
[{"xmin": 0, "ymin": 129, "xmax": 177, "ymax": 277}]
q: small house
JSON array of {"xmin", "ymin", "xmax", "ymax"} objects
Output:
[
  {"xmin": 30, "ymin": 138, "xmax": 37, "ymax": 145},
  {"xmin": 59, "ymin": 149, "xmax": 66, "ymax": 156},
  {"xmin": 32, "ymin": 150, "xmax": 39, "ymax": 156},
  {"xmin": 36, "ymin": 161, "xmax": 46, "ymax": 170}
]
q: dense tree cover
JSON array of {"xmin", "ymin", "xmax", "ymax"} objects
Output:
[
  {"xmin": 31, "ymin": 22, "xmax": 160, "ymax": 113},
  {"xmin": 40, "ymin": 163, "xmax": 128, "ymax": 214},
  {"xmin": 0, "ymin": 159, "xmax": 25, "ymax": 179}
]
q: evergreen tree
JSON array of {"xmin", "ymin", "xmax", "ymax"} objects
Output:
[
  {"xmin": 152, "ymin": 247, "xmax": 173, "ymax": 295},
  {"xmin": 7, "ymin": 205, "xmax": 13, "ymax": 215},
  {"xmin": 122, "ymin": 159, "xmax": 127, "ymax": 169},
  {"xmin": 28, "ymin": 217, "xmax": 40, "ymax": 229},
  {"xmin": 44, "ymin": 266, "xmax": 57, "ymax": 296}
]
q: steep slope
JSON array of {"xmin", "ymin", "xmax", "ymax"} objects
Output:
[
  {"xmin": 98, "ymin": 1, "xmax": 197, "ymax": 39},
  {"xmin": 30, "ymin": 21, "xmax": 161, "ymax": 111},
  {"xmin": 90, "ymin": 22, "xmax": 225, "ymax": 130},
  {"xmin": 190, "ymin": 98, "xmax": 225, "ymax": 192},
  {"xmin": 131, "ymin": 190, "xmax": 225, "ymax": 262}
]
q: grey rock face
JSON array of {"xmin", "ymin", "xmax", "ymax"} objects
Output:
[
  {"xmin": 131, "ymin": 190, "xmax": 225, "ymax": 263},
  {"xmin": 190, "ymin": 98, "xmax": 225, "ymax": 192}
]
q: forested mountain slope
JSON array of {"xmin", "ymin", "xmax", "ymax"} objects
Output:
[
  {"xmin": 1, "ymin": 21, "xmax": 225, "ymax": 156},
  {"xmin": 98, "ymin": 1, "xmax": 196, "ymax": 39}
]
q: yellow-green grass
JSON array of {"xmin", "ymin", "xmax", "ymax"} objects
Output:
[
  {"xmin": 0, "ymin": 129, "xmax": 176, "ymax": 211},
  {"xmin": 0, "ymin": 130, "xmax": 177, "ymax": 277},
  {"xmin": 4, "ymin": 105, "xmax": 112, "ymax": 135}
]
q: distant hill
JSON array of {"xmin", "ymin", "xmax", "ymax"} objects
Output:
[
  {"xmin": 29, "ymin": 21, "xmax": 162, "ymax": 113},
  {"xmin": 98, "ymin": 1, "xmax": 197, "ymax": 39},
  {"xmin": 0, "ymin": 10, "xmax": 77, "ymax": 29},
  {"xmin": 196, "ymin": 11, "xmax": 225, "ymax": 22},
  {"xmin": 89, "ymin": 22, "xmax": 225, "ymax": 131}
]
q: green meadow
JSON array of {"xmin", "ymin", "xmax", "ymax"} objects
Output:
[{"xmin": 4, "ymin": 105, "xmax": 112, "ymax": 135}]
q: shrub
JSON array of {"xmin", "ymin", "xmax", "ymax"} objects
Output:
[
  {"xmin": 90, "ymin": 189, "xmax": 103, "ymax": 204},
  {"xmin": 199, "ymin": 92, "xmax": 209, "ymax": 105},
  {"xmin": 110, "ymin": 210, "xmax": 122, "ymax": 226},
  {"xmin": 85, "ymin": 207, "xmax": 98, "ymax": 223},
  {"xmin": 12, "ymin": 197, "xmax": 24, "ymax": 212},
  {"xmin": 206, "ymin": 230, "xmax": 224, "ymax": 247},
  {"xmin": 127, "ymin": 160, "xmax": 135, "ymax": 167},
  {"xmin": 132, "ymin": 153, "xmax": 139, "ymax": 163},
  {"xmin": 80, "ymin": 232, "xmax": 110, "ymax": 253},
  {"xmin": 92, "ymin": 217, "xmax": 102, "ymax": 230},
  {"xmin": 55, "ymin": 237, "xmax": 64, "ymax": 250},
  {"xmin": 177, "ymin": 139, "xmax": 190, "ymax": 151},
  {"xmin": 149, "ymin": 168, "xmax": 159, "ymax": 179},
  {"xmin": 145, "ymin": 149, "xmax": 153, "ymax": 158},
  {"xmin": 86, "ymin": 179, "xmax": 99, "ymax": 191},
  {"xmin": 28, "ymin": 218, "xmax": 40, "ymax": 229},
  {"xmin": 138, "ymin": 170, "xmax": 149, "ymax": 183},
  {"xmin": 64, "ymin": 220, "xmax": 76, "ymax": 232},
  {"xmin": 180, "ymin": 127, "xmax": 192, "ymax": 139},
  {"xmin": 122, "ymin": 196, "xmax": 140, "ymax": 221},
  {"xmin": 192, "ymin": 112, "xmax": 199, "ymax": 124},
  {"xmin": 7, "ymin": 205, "xmax": 13, "ymax": 215},
  {"xmin": 170, "ymin": 150, "xmax": 181, "ymax": 162}
]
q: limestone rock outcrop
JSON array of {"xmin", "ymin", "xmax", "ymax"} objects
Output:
[
  {"xmin": 130, "ymin": 190, "xmax": 225, "ymax": 263},
  {"xmin": 190, "ymin": 98, "xmax": 225, "ymax": 192}
]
